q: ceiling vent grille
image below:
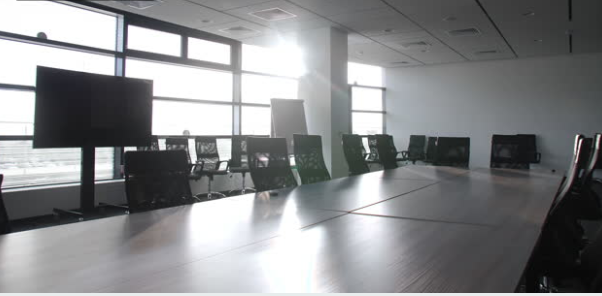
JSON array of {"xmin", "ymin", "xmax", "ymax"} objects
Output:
[
  {"xmin": 219, "ymin": 26, "xmax": 260, "ymax": 36},
  {"xmin": 249, "ymin": 8, "xmax": 297, "ymax": 21},
  {"xmin": 399, "ymin": 41, "xmax": 431, "ymax": 49},
  {"xmin": 474, "ymin": 50, "xmax": 499, "ymax": 55},
  {"xmin": 113, "ymin": 0, "xmax": 163, "ymax": 10},
  {"xmin": 446, "ymin": 27, "xmax": 481, "ymax": 37}
]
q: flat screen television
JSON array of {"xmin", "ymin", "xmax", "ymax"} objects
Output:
[{"xmin": 34, "ymin": 66, "xmax": 153, "ymax": 148}]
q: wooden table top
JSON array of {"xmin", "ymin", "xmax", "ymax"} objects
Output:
[{"xmin": 0, "ymin": 166, "xmax": 562, "ymax": 292}]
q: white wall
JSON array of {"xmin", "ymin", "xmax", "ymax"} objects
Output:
[{"xmin": 386, "ymin": 53, "xmax": 602, "ymax": 171}]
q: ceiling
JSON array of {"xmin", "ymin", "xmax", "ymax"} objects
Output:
[{"xmin": 91, "ymin": 0, "xmax": 600, "ymax": 68}]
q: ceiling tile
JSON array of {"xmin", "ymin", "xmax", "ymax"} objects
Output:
[
  {"xmin": 329, "ymin": 7, "xmax": 422, "ymax": 37},
  {"xmin": 186, "ymin": 0, "xmax": 273, "ymax": 11},
  {"xmin": 572, "ymin": 0, "xmax": 602, "ymax": 54},
  {"xmin": 479, "ymin": 0, "xmax": 570, "ymax": 57},
  {"xmin": 288, "ymin": 0, "xmax": 388, "ymax": 17},
  {"xmin": 348, "ymin": 42, "xmax": 417, "ymax": 65},
  {"xmin": 199, "ymin": 20, "xmax": 274, "ymax": 39},
  {"xmin": 94, "ymin": 0, "xmax": 238, "ymax": 29}
]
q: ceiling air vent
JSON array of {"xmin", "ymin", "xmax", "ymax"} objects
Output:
[
  {"xmin": 113, "ymin": 0, "xmax": 163, "ymax": 10},
  {"xmin": 219, "ymin": 26, "xmax": 260, "ymax": 36},
  {"xmin": 474, "ymin": 50, "xmax": 499, "ymax": 55},
  {"xmin": 446, "ymin": 27, "xmax": 481, "ymax": 37},
  {"xmin": 249, "ymin": 8, "xmax": 297, "ymax": 21},
  {"xmin": 399, "ymin": 41, "xmax": 431, "ymax": 49}
]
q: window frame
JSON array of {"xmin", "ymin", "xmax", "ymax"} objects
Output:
[{"xmin": 350, "ymin": 84, "xmax": 387, "ymax": 136}]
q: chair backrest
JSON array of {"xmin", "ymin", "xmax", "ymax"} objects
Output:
[
  {"xmin": 0, "ymin": 174, "xmax": 11, "ymax": 235},
  {"xmin": 136, "ymin": 136, "xmax": 160, "ymax": 151},
  {"xmin": 366, "ymin": 135, "xmax": 379, "ymax": 161},
  {"xmin": 435, "ymin": 137, "xmax": 470, "ymax": 167},
  {"xmin": 375, "ymin": 134, "xmax": 399, "ymax": 169},
  {"xmin": 577, "ymin": 137, "xmax": 593, "ymax": 170},
  {"xmin": 407, "ymin": 135, "xmax": 426, "ymax": 160},
  {"xmin": 247, "ymin": 137, "xmax": 297, "ymax": 192},
  {"xmin": 551, "ymin": 134, "xmax": 585, "ymax": 212},
  {"xmin": 165, "ymin": 137, "xmax": 192, "ymax": 164},
  {"xmin": 293, "ymin": 134, "xmax": 331, "ymax": 185},
  {"xmin": 425, "ymin": 137, "xmax": 437, "ymax": 162},
  {"xmin": 124, "ymin": 150, "xmax": 193, "ymax": 213},
  {"xmin": 231, "ymin": 135, "xmax": 269, "ymax": 168},
  {"xmin": 490, "ymin": 134, "xmax": 529, "ymax": 169},
  {"xmin": 194, "ymin": 136, "xmax": 220, "ymax": 170},
  {"xmin": 342, "ymin": 134, "xmax": 370, "ymax": 175},
  {"xmin": 516, "ymin": 134, "xmax": 541, "ymax": 164},
  {"xmin": 580, "ymin": 134, "xmax": 601, "ymax": 187}
]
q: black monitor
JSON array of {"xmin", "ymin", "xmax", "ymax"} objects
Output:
[
  {"xmin": 33, "ymin": 66, "xmax": 154, "ymax": 214},
  {"xmin": 34, "ymin": 66, "xmax": 153, "ymax": 148}
]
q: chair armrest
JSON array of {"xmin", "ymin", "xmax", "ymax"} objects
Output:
[
  {"xmin": 216, "ymin": 160, "xmax": 229, "ymax": 172},
  {"xmin": 535, "ymin": 152, "xmax": 542, "ymax": 163},
  {"xmin": 400, "ymin": 151, "xmax": 409, "ymax": 159}
]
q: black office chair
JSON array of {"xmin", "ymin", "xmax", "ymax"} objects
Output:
[
  {"xmin": 517, "ymin": 134, "xmax": 542, "ymax": 164},
  {"xmin": 424, "ymin": 136, "xmax": 437, "ymax": 163},
  {"xmin": 124, "ymin": 150, "xmax": 195, "ymax": 213},
  {"xmin": 342, "ymin": 134, "xmax": 370, "ymax": 175},
  {"xmin": 528, "ymin": 135, "xmax": 586, "ymax": 291},
  {"xmin": 374, "ymin": 134, "xmax": 400, "ymax": 170},
  {"xmin": 401, "ymin": 135, "xmax": 426, "ymax": 164},
  {"xmin": 435, "ymin": 137, "xmax": 470, "ymax": 167},
  {"xmin": 293, "ymin": 134, "xmax": 331, "ymax": 185},
  {"xmin": 136, "ymin": 135, "xmax": 160, "ymax": 151},
  {"xmin": 0, "ymin": 174, "xmax": 11, "ymax": 235},
  {"xmin": 247, "ymin": 137, "xmax": 297, "ymax": 192},
  {"xmin": 228, "ymin": 135, "xmax": 265, "ymax": 195},
  {"xmin": 194, "ymin": 136, "xmax": 228, "ymax": 200},
  {"xmin": 490, "ymin": 134, "xmax": 530, "ymax": 169},
  {"xmin": 165, "ymin": 137, "xmax": 192, "ymax": 165}
]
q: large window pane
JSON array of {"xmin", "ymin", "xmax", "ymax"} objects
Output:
[
  {"xmin": 152, "ymin": 100, "xmax": 232, "ymax": 135},
  {"xmin": 242, "ymin": 106, "xmax": 271, "ymax": 135},
  {"xmin": 0, "ymin": 39, "xmax": 115, "ymax": 86},
  {"xmin": 348, "ymin": 62, "xmax": 383, "ymax": 87},
  {"xmin": 0, "ymin": 1, "xmax": 117, "ymax": 50},
  {"xmin": 0, "ymin": 141, "xmax": 114, "ymax": 188},
  {"xmin": 352, "ymin": 87, "xmax": 383, "ymax": 111},
  {"xmin": 242, "ymin": 44, "xmax": 304, "ymax": 78},
  {"xmin": 352, "ymin": 112, "xmax": 383, "ymax": 135},
  {"xmin": 188, "ymin": 38, "xmax": 231, "ymax": 65},
  {"xmin": 241, "ymin": 74, "xmax": 298, "ymax": 104},
  {"xmin": 128, "ymin": 25, "xmax": 181, "ymax": 56},
  {"xmin": 0, "ymin": 90, "xmax": 35, "ymax": 135},
  {"xmin": 126, "ymin": 59, "xmax": 232, "ymax": 101}
]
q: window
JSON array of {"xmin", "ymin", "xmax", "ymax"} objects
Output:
[
  {"xmin": 348, "ymin": 62, "xmax": 383, "ymax": 87},
  {"xmin": 241, "ymin": 106, "xmax": 271, "ymax": 135},
  {"xmin": 126, "ymin": 59, "xmax": 232, "ymax": 101},
  {"xmin": 241, "ymin": 74, "xmax": 298, "ymax": 104},
  {"xmin": 0, "ymin": 1, "xmax": 117, "ymax": 50},
  {"xmin": 242, "ymin": 44, "xmax": 304, "ymax": 78},
  {"xmin": 127, "ymin": 25, "xmax": 181, "ymax": 56},
  {"xmin": 188, "ymin": 38, "xmax": 231, "ymax": 65},
  {"xmin": 0, "ymin": 141, "xmax": 114, "ymax": 188},
  {"xmin": 0, "ymin": 90, "xmax": 35, "ymax": 135},
  {"xmin": 349, "ymin": 62, "xmax": 385, "ymax": 136},
  {"xmin": 152, "ymin": 100, "xmax": 232, "ymax": 136},
  {"xmin": 0, "ymin": 39, "xmax": 115, "ymax": 86}
]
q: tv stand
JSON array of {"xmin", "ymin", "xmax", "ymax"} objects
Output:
[{"xmin": 53, "ymin": 146, "xmax": 96, "ymax": 220}]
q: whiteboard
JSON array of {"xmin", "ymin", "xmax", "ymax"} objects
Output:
[{"xmin": 271, "ymin": 98, "xmax": 308, "ymax": 153}]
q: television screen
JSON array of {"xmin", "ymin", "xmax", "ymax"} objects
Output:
[{"xmin": 34, "ymin": 66, "xmax": 153, "ymax": 148}]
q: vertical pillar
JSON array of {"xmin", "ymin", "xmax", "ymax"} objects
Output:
[{"xmin": 298, "ymin": 27, "xmax": 350, "ymax": 178}]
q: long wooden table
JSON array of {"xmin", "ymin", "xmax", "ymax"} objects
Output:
[{"xmin": 0, "ymin": 166, "xmax": 562, "ymax": 292}]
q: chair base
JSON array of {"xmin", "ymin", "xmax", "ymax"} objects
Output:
[{"xmin": 196, "ymin": 191, "xmax": 227, "ymax": 200}]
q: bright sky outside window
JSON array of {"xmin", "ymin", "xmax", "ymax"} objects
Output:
[
  {"xmin": 348, "ymin": 62, "xmax": 383, "ymax": 87},
  {"xmin": 128, "ymin": 25, "xmax": 182, "ymax": 56},
  {"xmin": 188, "ymin": 38, "xmax": 231, "ymax": 65},
  {"xmin": 242, "ymin": 44, "xmax": 305, "ymax": 78}
]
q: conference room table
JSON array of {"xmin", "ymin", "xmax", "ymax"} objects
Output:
[{"xmin": 0, "ymin": 166, "xmax": 562, "ymax": 292}]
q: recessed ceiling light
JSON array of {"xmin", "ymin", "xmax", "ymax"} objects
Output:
[
  {"xmin": 113, "ymin": 0, "xmax": 163, "ymax": 10},
  {"xmin": 443, "ymin": 16, "xmax": 457, "ymax": 22},
  {"xmin": 534, "ymin": 39, "xmax": 543, "ymax": 42},
  {"xmin": 522, "ymin": 11, "xmax": 535, "ymax": 17}
]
